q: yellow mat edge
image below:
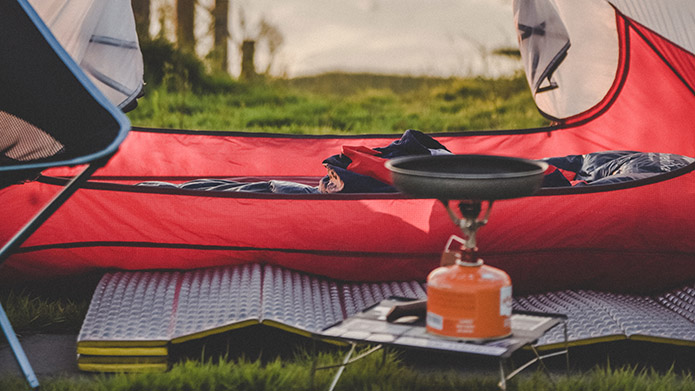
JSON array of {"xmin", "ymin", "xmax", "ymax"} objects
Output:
[
  {"xmin": 535, "ymin": 334, "xmax": 627, "ymax": 351},
  {"xmin": 629, "ymin": 334, "xmax": 695, "ymax": 347},
  {"xmin": 78, "ymin": 362, "xmax": 169, "ymax": 373},
  {"xmin": 77, "ymin": 346, "xmax": 169, "ymax": 356},
  {"xmin": 78, "ymin": 340, "xmax": 168, "ymax": 348}
]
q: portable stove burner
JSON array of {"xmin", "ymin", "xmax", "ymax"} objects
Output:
[{"xmin": 386, "ymin": 154, "xmax": 547, "ymax": 341}]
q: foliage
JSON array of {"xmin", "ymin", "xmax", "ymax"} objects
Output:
[
  {"xmin": 492, "ymin": 47, "xmax": 522, "ymax": 59},
  {"xmin": 134, "ymin": 39, "xmax": 547, "ymax": 134},
  {"xmin": 0, "ymin": 275, "xmax": 98, "ymax": 334},
  {"xmin": 284, "ymin": 72, "xmax": 456, "ymax": 96},
  {"xmin": 0, "ymin": 290, "xmax": 86, "ymax": 333},
  {"xmin": 128, "ymin": 71, "xmax": 548, "ymax": 134},
  {"xmin": 1, "ymin": 351, "xmax": 694, "ymax": 391},
  {"xmin": 140, "ymin": 37, "xmax": 244, "ymax": 94}
]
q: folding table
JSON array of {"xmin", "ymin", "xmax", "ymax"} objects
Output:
[{"xmin": 316, "ymin": 299, "xmax": 568, "ymax": 390}]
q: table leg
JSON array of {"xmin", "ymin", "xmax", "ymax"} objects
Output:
[
  {"xmin": 563, "ymin": 320, "xmax": 570, "ymax": 376},
  {"xmin": 498, "ymin": 359, "xmax": 507, "ymax": 391},
  {"xmin": 327, "ymin": 343, "xmax": 356, "ymax": 391},
  {"xmin": 309, "ymin": 339, "xmax": 318, "ymax": 390}
]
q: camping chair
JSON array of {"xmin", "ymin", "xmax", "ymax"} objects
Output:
[{"xmin": 0, "ymin": 0, "xmax": 131, "ymax": 387}]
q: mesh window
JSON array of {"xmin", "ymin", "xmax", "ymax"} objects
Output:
[{"xmin": 0, "ymin": 110, "xmax": 65, "ymax": 163}]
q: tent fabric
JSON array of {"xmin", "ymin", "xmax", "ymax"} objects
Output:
[
  {"xmin": 1, "ymin": 3, "xmax": 694, "ymax": 295},
  {"xmin": 27, "ymin": 0, "xmax": 144, "ymax": 110},
  {"xmin": 609, "ymin": 0, "xmax": 695, "ymax": 54},
  {"xmin": 515, "ymin": 0, "xmax": 695, "ymax": 122},
  {"xmin": 140, "ymin": 140, "xmax": 691, "ymax": 192},
  {"xmin": 515, "ymin": 0, "xmax": 620, "ymax": 119},
  {"xmin": 513, "ymin": 0, "xmax": 571, "ymax": 94}
]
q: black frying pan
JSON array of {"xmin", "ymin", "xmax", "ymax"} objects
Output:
[{"xmin": 385, "ymin": 154, "xmax": 548, "ymax": 200}]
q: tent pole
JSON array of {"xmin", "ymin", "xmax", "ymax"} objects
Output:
[{"xmin": 0, "ymin": 162, "xmax": 101, "ymax": 266}]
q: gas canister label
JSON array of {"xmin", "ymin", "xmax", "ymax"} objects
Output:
[
  {"xmin": 426, "ymin": 311, "xmax": 443, "ymax": 330},
  {"xmin": 500, "ymin": 286, "xmax": 512, "ymax": 316}
]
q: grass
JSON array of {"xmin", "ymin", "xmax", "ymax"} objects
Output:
[
  {"xmin": 1, "ymin": 348, "xmax": 694, "ymax": 391},
  {"xmin": 130, "ymin": 36, "xmax": 547, "ymax": 134},
  {"xmin": 0, "ymin": 274, "xmax": 99, "ymax": 335},
  {"xmin": 127, "ymin": 72, "xmax": 549, "ymax": 134},
  {"xmin": 0, "ymin": 289, "xmax": 87, "ymax": 334}
]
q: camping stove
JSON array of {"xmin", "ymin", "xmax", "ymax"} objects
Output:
[
  {"xmin": 426, "ymin": 200, "xmax": 512, "ymax": 340},
  {"xmin": 385, "ymin": 154, "xmax": 547, "ymax": 341}
]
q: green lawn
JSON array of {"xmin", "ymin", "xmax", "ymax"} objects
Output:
[
  {"xmin": 1, "ymin": 346, "xmax": 694, "ymax": 391},
  {"xmin": 127, "ymin": 72, "xmax": 549, "ymax": 134}
]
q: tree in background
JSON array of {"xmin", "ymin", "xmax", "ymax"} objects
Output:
[
  {"xmin": 239, "ymin": 40, "xmax": 257, "ymax": 80},
  {"xmin": 176, "ymin": 0, "xmax": 195, "ymax": 52},
  {"xmin": 257, "ymin": 17, "xmax": 284, "ymax": 75},
  {"xmin": 236, "ymin": 7, "xmax": 284, "ymax": 80},
  {"xmin": 209, "ymin": 0, "xmax": 230, "ymax": 73},
  {"xmin": 130, "ymin": 0, "xmax": 283, "ymax": 80},
  {"xmin": 131, "ymin": 0, "xmax": 151, "ymax": 43}
]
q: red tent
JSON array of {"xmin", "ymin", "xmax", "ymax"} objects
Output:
[{"xmin": 2, "ymin": 0, "xmax": 694, "ymax": 294}]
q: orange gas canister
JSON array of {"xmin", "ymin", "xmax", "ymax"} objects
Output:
[{"xmin": 426, "ymin": 248, "xmax": 512, "ymax": 340}]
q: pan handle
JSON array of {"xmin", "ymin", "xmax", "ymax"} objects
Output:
[{"xmin": 385, "ymin": 299, "xmax": 427, "ymax": 323}]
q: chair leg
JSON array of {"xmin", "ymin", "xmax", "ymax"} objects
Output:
[
  {"xmin": 0, "ymin": 162, "xmax": 101, "ymax": 388},
  {"xmin": 0, "ymin": 302, "xmax": 39, "ymax": 388}
]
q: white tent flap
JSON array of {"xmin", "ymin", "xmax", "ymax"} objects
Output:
[
  {"xmin": 514, "ymin": 0, "xmax": 620, "ymax": 120},
  {"xmin": 28, "ymin": 0, "xmax": 144, "ymax": 110}
]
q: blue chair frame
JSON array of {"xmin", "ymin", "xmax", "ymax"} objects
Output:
[{"xmin": 0, "ymin": 1, "xmax": 131, "ymax": 387}]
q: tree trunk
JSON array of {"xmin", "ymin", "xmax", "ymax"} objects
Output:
[
  {"xmin": 131, "ymin": 0, "xmax": 150, "ymax": 42},
  {"xmin": 240, "ymin": 40, "xmax": 257, "ymax": 80},
  {"xmin": 211, "ymin": 0, "xmax": 230, "ymax": 72},
  {"xmin": 176, "ymin": 0, "xmax": 195, "ymax": 52}
]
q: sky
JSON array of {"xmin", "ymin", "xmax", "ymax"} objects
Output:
[{"xmin": 153, "ymin": 0, "xmax": 521, "ymax": 78}]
